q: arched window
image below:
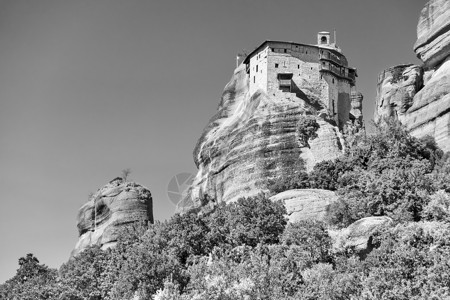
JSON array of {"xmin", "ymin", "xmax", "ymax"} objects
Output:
[{"xmin": 321, "ymin": 36, "xmax": 327, "ymax": 44}]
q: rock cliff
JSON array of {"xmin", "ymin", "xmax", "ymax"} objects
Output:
[
  {"xmin": 71, "ymin": 178, "xmax": 153, "ymax": 257},
  {"xmin": 350, "ymin": 91, "xmax": 363, "ymax": 124},
  {"xmin": 177, "ymin": 63, "xmax": 354, "ymax": 213},
  {"xmin": 270, "ymin": 189, "xmax": 338, "ymax": 223},
  {"xmin": 375, "ymin": 0, "xmax": 450, "ymax": 153}
]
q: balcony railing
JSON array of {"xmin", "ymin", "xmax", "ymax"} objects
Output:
[
  {"xmin": 319, "ymin": 52, "xmax": 342, "ymax": 66},
  {"xmin": 320, "ymin": 65, "xmax": 356, "ymax": 82}
]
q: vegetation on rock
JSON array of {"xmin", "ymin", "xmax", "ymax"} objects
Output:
[{"xmin": 1, "ymin": 119, "xmax": 450, "ymax": 299}]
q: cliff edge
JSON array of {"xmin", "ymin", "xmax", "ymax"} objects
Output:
[
  {"xmin": 177, "ymin": 63, "xmax": 362, "ymax": 213},
  {"xmin": 375, "ymin": 0, "xmax": 450, "ymax": 152}
]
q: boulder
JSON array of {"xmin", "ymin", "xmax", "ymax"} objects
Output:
[
  {"xmin": 270, "ymin": 189, "xmax": 338, "ymax": 223},
  {"xmin": 329, "ymin": 216, "xmax": 393, "ymax": 254},
  {"xmin": 71, "ymin": 178, "xmax": 153, "ymax": 257}
]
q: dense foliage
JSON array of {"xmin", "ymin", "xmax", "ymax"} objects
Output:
[{"xmin": 2, "ymin": 119, "xmax": 450, "ymax": 299}]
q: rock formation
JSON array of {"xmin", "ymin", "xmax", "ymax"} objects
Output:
[
  {"xmin": 270, "ymin": 189, "xmax": 338, "ymax": 223},
  {"xmin": 350, "ymin": 91, "xmax": 363, "ymax": 124},
  {"xmin": 177, "ymin": 63, "xmax": 353, "ymax": 213},
  {"xmin": 329, "ymin": 216, "xmax": 393, "ymax": 255},
  {"xmin": 414, "ymin": 0, "xmax": 450, "ymax": 69},
  {"xmin": 375, "ymin": 0, "xmax": 450, "ymax": 153},
  {"xmin": 71, "ymin": 178, "xmax": 153, "ymax": 257}
]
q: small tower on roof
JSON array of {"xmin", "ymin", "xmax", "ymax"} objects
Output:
[{"xmin": 317, "ymin": 31, "xmax": 331, "ymax": 46}]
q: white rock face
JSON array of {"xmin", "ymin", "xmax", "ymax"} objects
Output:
[
  {"xmin": 374, "ymin": 65, "xmax": 423, "ymax": 120},
  {"xmin": 270, "ymin": 189, "xmax": 338, "ymax": 223},
  {"xmin": 72, "ymin": 178, "xmax": 153, "ymax": 257},
  {"xmin": 375, "ymin": 0, "xmax": 450, "ymax": 153},
  {"xmin": 329, "ymin": 216, "xmax": 393, "ymax": 253},
  {"xmin": 177, "ymin": 64, "xmax": 350, "ymax": 213},
  {"xmin": 414, "ymin": 0, "xmax": 450, "ymax": 69},
  {"xmin": 403, "ymin": 59, "xmax": 450, "ymax": 152}
]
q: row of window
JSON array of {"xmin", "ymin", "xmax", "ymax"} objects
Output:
[{"xmin": 270, "ymin": 47, "xmax": 309, "ymax": 55}]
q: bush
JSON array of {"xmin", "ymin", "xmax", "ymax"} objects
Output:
[
  {"xmin": 281, "ymin": 220, "xmax": 332, "ymax": 264},
  {"xmin": 421, "ymin": 190, "xmax": 450, "ymax": 222},
  {"xmin": 297, "ymin": 115, "xmax": 319, "ymax": 148},
  {"xmin": 207, "ymin": 194, "xmax": 288, "ymax": 248}
]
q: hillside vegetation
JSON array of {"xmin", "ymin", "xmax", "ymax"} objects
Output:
[{"xmin": 2, "ymin": 119, "xmax": 450, "ymax": 300}]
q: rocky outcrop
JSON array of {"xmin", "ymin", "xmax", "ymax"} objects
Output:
[
  {"xmin": 176, "ymin": 64, "xmax": 349, "ymax": 213},
  {"xmin": 350, "ymin": 91, "xmax": 363, "ymax": 124},
  {"xmin": 329, "ymin": 216, "xmax": 393, "ymax": 254},
  {"xmin": 375, "ymin": 65, "xmax": 423, "ymax": 120},
  {"xmin": 403, "ymin": 60, "xmax": 450, "ymax": 152},
  {"xmin": 270, "ymin": 189, "xmax": 338, "ymax": 223},
  {"xmin": 71, "ymin": 178, "xmax": 153, "ymax": 257},
  {"xmin": 414, "ymin": 0, "xmax": 450, "ymax": 69},
  {"xmin": 375, "ymin": 0, "xmax": 450, "ymax": 153}
]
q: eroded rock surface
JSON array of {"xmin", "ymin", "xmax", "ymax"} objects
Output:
[
  {"xmin": 414, "ymin": 0, "xmax": 450, "ymax": 69},
  {"xmin": 350, "ymin": 91, "xmax": 363, "ymax": 124},
  {"xmin": 177, "ymin": 64, "xmax": 348, "ymax": 213},
  {"xmin": 375, "ymin": 0, "xmax": 450, "ymax": 153},
  {"xmin": 270, "ymin": 189, "xmax": 338, "ymax": 223},
  {"xmin": 329, "ymin": 216, "xmax": 393, "ymax": 254},
  {"xmin": 375, "ymin": 65, "xmax": 423, "ymax": 120},
  {"xmin": 72, "ymin": 178, "xmax": 153, "ymax": 257}
]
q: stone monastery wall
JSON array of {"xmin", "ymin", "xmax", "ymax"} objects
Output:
[{"xmin": 246, "ymin": 39, "xmax": 355, "ymax": 127}]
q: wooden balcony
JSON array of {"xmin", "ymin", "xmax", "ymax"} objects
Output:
[
  {"xmin": 319, "ymin": 52, "xmax": 342, "ymax": 66},
  {"xmin": 320, "ymin": 65, "xmax": 356, "ymax": 82}
]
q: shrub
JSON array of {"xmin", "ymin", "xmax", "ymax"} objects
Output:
[
  {"xmin": 421, "ymin": 190, "xmax": 450, "ymax": 222},
  {"xmin": 207, "ymin": 194, "xmax": 288, "ymax": 248},
  {"xmin": 281, "ymin": 220, "xmax": 332, "ymax": 263},
  {"xmin": 297, "ymin": 115, "xmax": 319, "ymax": 148}
]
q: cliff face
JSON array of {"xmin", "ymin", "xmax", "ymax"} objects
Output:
[
  {"xmin": 375, "ymin": 0, "xmax": 450, "ymax": 153},
  {"xmin": 71, "ymin": 178, "xmax": 153, "ymax": 257},
  {"xmin": 270, "ymin": 189, "xmax": 338, "ymax": 223},
  {"xmin": 414, "ymin": 0, "xmax": 450, "ymax": 69},
  {"xmin": 177, "ymin": 64, "xmax": 354, "ymax": 213}
]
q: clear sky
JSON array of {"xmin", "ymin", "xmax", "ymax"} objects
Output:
[{"xmin": 0, "ymin": 0, "xmax": 424, "ymax": 282}]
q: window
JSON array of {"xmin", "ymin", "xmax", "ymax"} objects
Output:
[
  {"xmin": 332, "ymin": 78, "xmax": 335, "ymax": 84},
  {"xmin": 298, "ymin": 65, "xmax": 300, "ymax": 69},
  {"xmin": 321, "ymin": 36, "xmax": 328, "ymax": 44},
  {"xmin": 284, "ymin": 49, "xmax": 287, "ymax": 53},
  {"xmin": 271, "ymin": 48, "xmax": 274, "ymax": 52},
  {"xmin": 306, "ymin": 51, "xmax": 308, "ymax": 54},
  {"xmin": 256, "ymin": 65, "xmax": 258, "ymax": 72},
  {"xmin": 275, "ymin": 63, "xmax": 279, "ymax": 68},
  {"xmin": 254, "ymin": 76, "xmax": 255, "ymax": 83}
]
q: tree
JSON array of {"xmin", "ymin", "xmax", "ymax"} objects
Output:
[
  {"xmin": 0, "ymin": 254, "xmax": 59, "ymax": 300},
  {"xmin": 297, "ymin": 115, "xmax": 319, "ymax": 148},
  {"xmin": 325, "ymin": 119, "xmax": 439, "ymax": 227},
  {"xmin": 59, "ymin": 246, "xmax": 111, "ymax": 300},
  {"xmin": 281, "ymin": 220, "xmax": 333, "ymax": 264},
  {"xmin": 207, "ymin": 194, "xmax": 288, "ymax": 248}
]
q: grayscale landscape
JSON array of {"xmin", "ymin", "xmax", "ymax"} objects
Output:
[{"xmin": 1, "ymin": 0, "xmax": 450, "ymax": 299}]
